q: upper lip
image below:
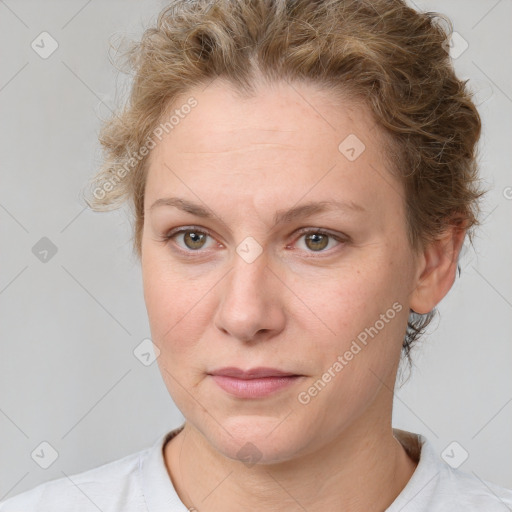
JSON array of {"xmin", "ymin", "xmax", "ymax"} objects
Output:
[{"xmin": 208, "ymin": 367, "xmax": 299, "ymax": 379}]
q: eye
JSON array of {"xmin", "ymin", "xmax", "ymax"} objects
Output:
[
  {"xmin": 164, "ymin": 227, "xmax": 217, "ymax": 253},
  {"xmin": 292, "ymin": 229, "xmax": 346, "ymax": 254}
]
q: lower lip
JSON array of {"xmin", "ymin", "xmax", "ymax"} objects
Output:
[{"xmin": 210, "ymin": 375, "xmax": 302, "ymax": 398}]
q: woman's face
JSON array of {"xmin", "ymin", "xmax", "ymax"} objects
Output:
[{"xmin": 141, "ymin": 79, "xmax": 419, "ymax": 463}]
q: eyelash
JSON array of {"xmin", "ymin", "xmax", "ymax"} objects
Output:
[{"xmin": 159, "ymin": 226, "xmax": 348, "ymax": 258}]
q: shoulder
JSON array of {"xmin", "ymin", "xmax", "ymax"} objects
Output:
[
  {"xmin": 431, "ymin": 464, "xmax": 512, "ymax": 510},
  {"xmin": 390, "ymin": 429, "xmax": 512, "ymax": 511},
  {"xmin": 0, "ymin": 448, "xmax": 149, "ymax": 512}
]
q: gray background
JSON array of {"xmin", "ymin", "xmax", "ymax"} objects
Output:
[{"xmin": 1, "ymin": 0, "xmax": 511, "ymax": 500}]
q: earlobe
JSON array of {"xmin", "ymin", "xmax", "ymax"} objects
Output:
[{"xmin": 409, "ymin": 225, "xmax": 467, "ymax": 315}]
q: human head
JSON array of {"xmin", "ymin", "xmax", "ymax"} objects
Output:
[
  {"xmin": 86, "ymin": 0, "xmax": 484, "ymax": 363},
  {"xmin": 85, "ymin": 0, "xmax": 484, "ymax": 457}
]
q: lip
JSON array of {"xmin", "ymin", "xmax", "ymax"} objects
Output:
[
  {"xmin": 209, "ymin": 366, "xmax": 298, "ymax": 379},
  {"xmin": 208, "ymin": 367, "xmax": 303, "ymax": 399}
]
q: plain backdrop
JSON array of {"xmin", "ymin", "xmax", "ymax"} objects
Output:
[{"xmin": 1, "ymin": 0, "xmax": 511, "ymax": 500}]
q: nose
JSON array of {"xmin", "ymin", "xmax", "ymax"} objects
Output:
[{"xmin": 213, "ymin": 250, "xmax": 286, "ymax": 343}]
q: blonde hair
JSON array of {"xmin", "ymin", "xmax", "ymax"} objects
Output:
[{"xmin": 85, "ymin": 0, "xmax": 485, "ymax": 364}]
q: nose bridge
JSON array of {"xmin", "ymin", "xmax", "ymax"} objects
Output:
[
  {"xmin": 226, "ymin": 245, "xmax": 271, "ymax": 306},
  {"xmin": 224, "ymin": 226, "xmax": 267, "ymax": 283}
]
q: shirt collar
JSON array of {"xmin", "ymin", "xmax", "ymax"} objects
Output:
[
  {"xmin": 139, "ymin": 423, "xmax": 188, "ymax": 512},
  {"xmin": 387, "ymin": 428, "xmax": 444, "ymax": 511}
]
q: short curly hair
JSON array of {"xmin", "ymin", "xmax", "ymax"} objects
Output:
[{"xmin": 84, "ymin": 0, "xmax": 485, "ymax": 369}]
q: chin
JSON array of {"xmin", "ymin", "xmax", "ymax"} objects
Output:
[{"xmin": 199, "ymin": 413, "xmax": 311, "ymax": 466}]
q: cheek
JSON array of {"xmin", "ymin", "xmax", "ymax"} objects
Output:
[
  {"xmin": 294, "ymin": 278, "xmax": 406, "ymax": 425},
  {"xmin": 142, "ymin": 246, "xmax": 222, "ymax": 371},
  {"xmin": 294, "ymin": 255, "xmax": 406, "ymax": 344},
  {"xmin": 291, "ymin": 256, "xmax": 409, "ymax": 411},
  {"xmin": 143, "ymin": 260, "xmax": 209, "ymax": 404}
]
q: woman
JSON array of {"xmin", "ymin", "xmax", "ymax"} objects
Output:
[{"xmin": 2, "ymin": 0, "xmax": 511, "ymax": 510}]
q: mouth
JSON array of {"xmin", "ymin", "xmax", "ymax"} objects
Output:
[{"xmin": 207, "ymin": 367, "xmax": 304, "ymax": 399}]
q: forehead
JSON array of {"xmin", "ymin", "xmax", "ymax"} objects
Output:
[
  {"xmin": 144, "ymin": 79, "xmax": 402, "ymax": 220},
  {"xmin": 154, "ymin": 79, "xmax": 378, "ymax": 153}
]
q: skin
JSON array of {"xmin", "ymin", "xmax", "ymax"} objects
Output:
[{"xmin": 140, "ymin": 77, "xmax": 465, "ymax": 511}]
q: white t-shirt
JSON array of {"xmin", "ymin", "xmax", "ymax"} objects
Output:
[{"xmin": 1, "ymin": 424, "xmax": 511, "ymax": 511}]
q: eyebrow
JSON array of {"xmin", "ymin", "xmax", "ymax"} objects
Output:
[{"xmin": 149, "ymin": 196, "xmax": 365, "ymax": 227}]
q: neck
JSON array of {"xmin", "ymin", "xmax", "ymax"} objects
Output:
[{"xmin": 164, "ymin": 398, "xmax": 418, "ymax": 511}]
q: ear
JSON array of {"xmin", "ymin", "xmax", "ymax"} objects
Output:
[{"xmin": 409, "ymin": 223, "xmax": 467, "ymax": 315}]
